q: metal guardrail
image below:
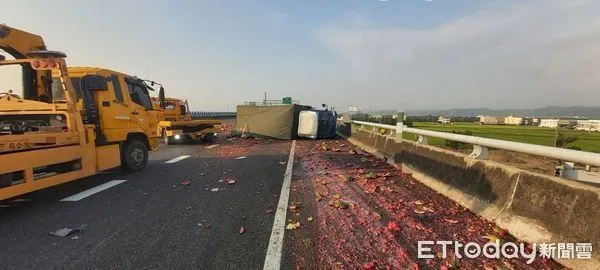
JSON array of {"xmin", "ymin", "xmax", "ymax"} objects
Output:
[
  {"xmin": 190, "ymin": 111, "xmax": 236, "ymax": 119},
  {"xmin": 243, "ymin": 100, "xmax": 300, "ymax": 106},
  {"xmin": 350, "ymin": 120, "xmax": 600, "ymax": 167}
]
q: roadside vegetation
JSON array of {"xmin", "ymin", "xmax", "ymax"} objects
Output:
[{"xmin": 402, "ymin": 122, "xmax": 600, "ymax": 153}]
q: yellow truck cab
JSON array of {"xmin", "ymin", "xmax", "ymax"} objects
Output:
[
  {"xmin": 152, "ymin": 97, "xmax": 221, "ymax": 144},
  {"xmin": 0, "ymin": 24, "xmax": 164, "ymax": 200},
  {"xmin": 57, "ymin": 67, "xmax": 162, "ymax": 151}
]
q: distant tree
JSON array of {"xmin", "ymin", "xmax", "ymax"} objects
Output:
[
  {"xmin": 381, "ymin": 115, "xmax": 396, "ymax": 125},
  {"xmin": 452, "ymin": 117, "xmax": 479, "ymax": 123},
  {"xmin": 352, "ymin": 114, "xmax": 369, "ymax": 122},
  {"xmin": 404, "ymin": 119, "xmax": 414, "ymax": 127},
  {"xmin": 445, "ymin": 130, "xmax": 472, "ymax": 149},
  {"xmin": 406, "ymin": 115, "xmax": 437, "ymax": 122},
  {"xmin": 555, "ymin": 132, "xmax": 578, "ymax": 148}
]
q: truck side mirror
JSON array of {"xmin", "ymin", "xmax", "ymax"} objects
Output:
[{"xmin": 159, "ymin": 86, "xmax": 166, "ymax": 109}]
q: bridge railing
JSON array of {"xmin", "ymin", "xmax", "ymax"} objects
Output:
[
  {"xmin": 190, "ymin": 111, "xmax": 236, "ymax": 119},
  {"xmin": 347, "ymin": 119, "xmax": 600, "ymax": 168}
]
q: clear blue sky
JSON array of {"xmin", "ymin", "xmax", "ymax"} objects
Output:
[{"xmin": 3, "ymin": 0, "xmax": 599, "ymax": 111}]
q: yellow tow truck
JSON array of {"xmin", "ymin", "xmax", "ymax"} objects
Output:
[
  {"xmin": 152, "ymin": 97, "xmax": 221, "ymax": 144},
  {"xmin": 0, "ymin": 25, "xmax": 165, "ymax": 200}
]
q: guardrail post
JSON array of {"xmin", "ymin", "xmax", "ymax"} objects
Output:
[
  {"xmin": 342, "ymin": 112, "xmax": 351, "ymax": 124},
  {"xmin": 351, "ymin": 121, "xmax": 359, "ymax": 134},
  {"xmin": 369, "ymin": 127, "xmax": 377, "ymax": 138},
  {"xmin": 340, "ymin": 112, "xmax": 352, "ymax": 136},
  {"xmin": 417, "ymin": 135, "xmax": 428, "ymax": 145},
  {"xmin": 395, "ymin": 111, "xmax": 403, "ymax": 143},
  {"xmin": 560, "ymin": 162, "xmax": 576, "ymax": 180},
  {"xmin": 469, "ymin": 145, "xmax": 489, "ymax": 160}
]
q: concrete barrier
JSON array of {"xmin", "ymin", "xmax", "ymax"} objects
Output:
[{"xmin": 341, "ymin": 125, "xmax": 600, "ymax": 268}]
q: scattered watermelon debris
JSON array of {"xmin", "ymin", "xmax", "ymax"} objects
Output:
[
  {"xmin": 286, "ymin": 222, "xmax": 301, "ymax": 230},
  {"xmin": 286, "ymin": 139, "xmax": 565, "ymax": 270},
  {"xmin": 180, "ymin": 180, "xmax": 191, "ymax": 186}
]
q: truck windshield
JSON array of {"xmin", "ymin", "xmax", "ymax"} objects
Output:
[
  {"xmin": 127, "ymin": 82, "xmax": 153, "ymax": 110},
  {"xmin": 51, "ymin": 77, "xmax": 81, "ymax": 101},
  {"xmin": 164, "ymin": 102, "xmax": 176, "ymax": 110}
]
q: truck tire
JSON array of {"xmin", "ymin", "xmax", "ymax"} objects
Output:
[
  {"xmin": 121, "ymin": 139, "xmax": 148, "ymax": 172},
  {"xmin": 202, "ymin": 133, "xmax": 216, "ymax": 143}
]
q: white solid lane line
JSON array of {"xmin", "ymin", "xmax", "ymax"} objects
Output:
[
  {"xmin": 263, "ymin": 140, "xmax": 296, "ymax": 270},
  {"xmin": 60, "ymin": 180, "xmax": 127, "ymax": 202},
  {"xmin": 164, "ymin": 155, "xmax": 191, "ymax": 164}
]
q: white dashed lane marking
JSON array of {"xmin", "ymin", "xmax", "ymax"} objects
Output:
[
  {"xmin": 164, "ymin": 155, "xmax": 191, "ymax": 164},
  {"xmin": 60, "ymin": 180, "xmax": 127, "ymax": 202}
]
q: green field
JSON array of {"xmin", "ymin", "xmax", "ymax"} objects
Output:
[{"xmin": 403, "ymin": 122, "xmax": 600, "ymax": 153}]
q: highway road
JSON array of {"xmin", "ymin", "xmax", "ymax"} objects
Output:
[
  {"xmin": 0, "ymin": 135, "xmax": 293, "ymax": 270},
  {"xmin": 0, "ymin": 133, "xmax": 565, "ymax": 269}
]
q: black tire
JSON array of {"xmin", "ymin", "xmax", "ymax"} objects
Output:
[
  {"xmin": 121, "ymin": 139, "xmax": 148, "ymax": 172},
  {"xmin": 202, "ymin": 133, "xmax": 216, "ymax": 143},
  {"xmin": 180, "ymin": 135, "xmax": 191, "ymax": 144}
]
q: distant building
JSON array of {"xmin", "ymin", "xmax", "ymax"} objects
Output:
[
  {"xmin": 504, "ymin": 115, "xmax": 523, "ymax": 125},
  {"xmin": 539, "ymin": 119, "xmax": 559, "ymax": 128},
  {"xmin": 576, "ymin": 120, "xmax": 600, "ymax": 131},
  {"xmin": 533, "ymin": 118, "xmax": 579, "ymax": 127},
  {"xmin": 479, "ymin": 115, "xmax": 503, "ymax": 125},
  {"xmin": 437, "ymin": 116, "xmax": 451, "ymax": 124},
  {"xmin": 557, "ymin": 119, "xmax": 578, "ymax": 128}
]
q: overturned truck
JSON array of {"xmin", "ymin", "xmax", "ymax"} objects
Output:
[{"xmin": 232, "ymin": 104, "xmax": 318, "ymax": 139}]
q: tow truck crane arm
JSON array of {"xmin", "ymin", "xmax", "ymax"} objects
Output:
[
  {"xmin": 0, "ymin": 24, "xmax": 59, "ymax": 101},
  {"xmin": 0, "ymin": 24, "xmax": 47, "ymax": 59}
]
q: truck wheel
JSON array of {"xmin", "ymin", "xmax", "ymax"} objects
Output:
[
  {"xmin": 202, "ymin": 133, "xmax": 216, "ymax": 143},
  {"xmin": 121, "ymin": 140, "xmax": 148, "ymax": 172}
]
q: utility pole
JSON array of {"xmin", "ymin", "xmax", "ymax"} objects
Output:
[
  {"xmin": 553, "ymin": 116, "xmax": 563, "ymax": 177},
  {"xmin": 554, "ymin": 116, "xmax": 560, "ymax": 147},
  {"xmin": 264, "ymin": 92, "xmax": 267, "ymax": 105}
]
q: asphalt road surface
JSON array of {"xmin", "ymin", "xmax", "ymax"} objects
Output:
[
  {"xmin": 0, "ymin": 136, "xmax": 293, "ymax": 270},
  {"xmin": 0, "ymin": 134, "xmax": 566, "ymax": 269}
]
